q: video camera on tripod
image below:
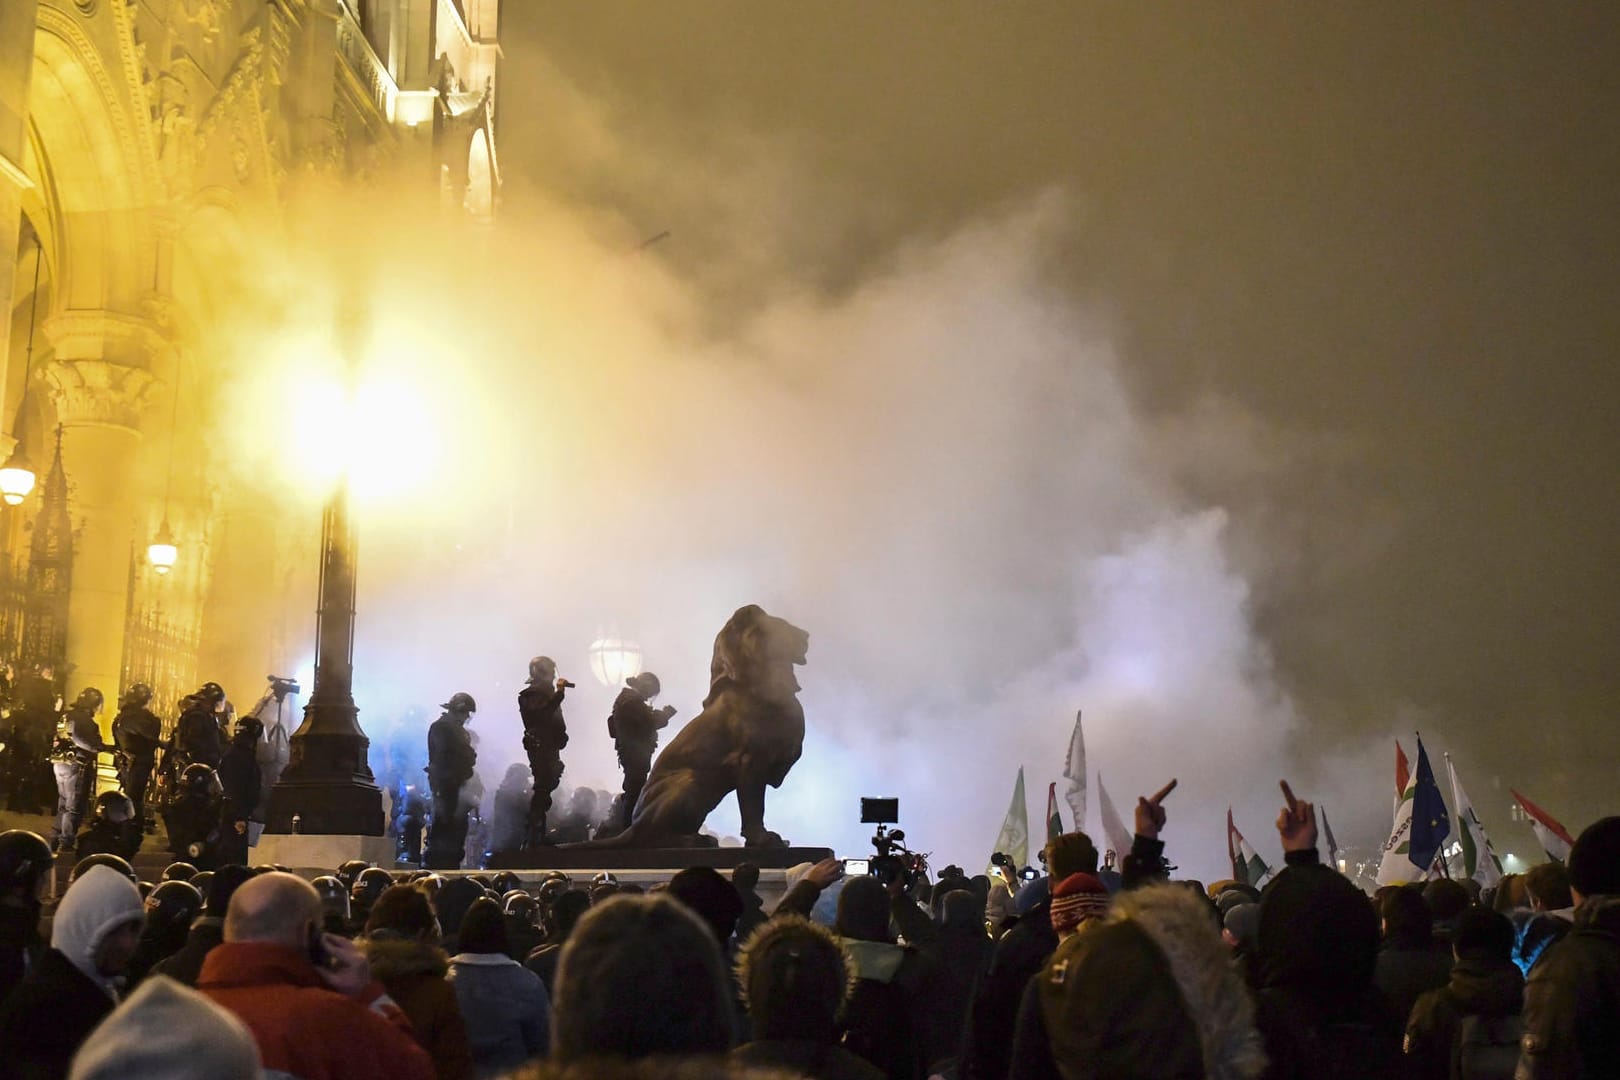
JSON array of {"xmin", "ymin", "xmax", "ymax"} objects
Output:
[{"xmin": 846, "ymin": 796, "xmax": 929, "ymax": 893}]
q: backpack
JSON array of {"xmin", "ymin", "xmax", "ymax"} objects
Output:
[{"xmin": 1454, "ymin": 1013, "xmax": 1523, "ymax": 1080}]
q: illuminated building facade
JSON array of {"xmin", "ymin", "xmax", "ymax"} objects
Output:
[{"xmin": 0, "ymin": 0, "xmax": 500, "ymax": 729}]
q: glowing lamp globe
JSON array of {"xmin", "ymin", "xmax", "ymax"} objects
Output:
[
  {"xmin": 0, "ymin": 448, "xmax": 35, "ymax": 506},
  {"xmin": 589, "ymin": 636, "xmax": 643, "ymax": 689},
  {"xmin": 147, "ymin": 521, "xmax": 178, "ymax": 575}
]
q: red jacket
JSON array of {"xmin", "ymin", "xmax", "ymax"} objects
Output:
[{"xmin": 198, "ymin": 941, "xmax": 435, "ymax": 1080}]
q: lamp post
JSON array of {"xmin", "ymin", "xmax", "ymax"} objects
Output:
[
  {"xmin": 1, "ymin": 239, "xmax": 45, "ymax": 506},
  {"xmin": 589, "ymin": 633, "xmax": 643, "ymax": 688},
  {"xmin": 265, "ymin": 311, "xmax": 384, "ymax": 836}
]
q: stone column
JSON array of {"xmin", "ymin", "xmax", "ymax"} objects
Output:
[
  {"xmin": 0, "ymin": 0, "xmax": 41, "ymax": 398},
  {"xmin": 42, "ymin": 313, "xmax": 157, "ymax": 709}
]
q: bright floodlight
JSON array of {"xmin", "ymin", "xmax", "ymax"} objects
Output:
[
  {"xmin": 147, "ymin": 520, "xmax": 178, "ymax": 574},
  {"xmin": 0, "ymin": 446, "xmax": 35, "ymax": 506},
  {"xmin": 589, "ymin": 636, "xmax": 644, "ymax": 688}
]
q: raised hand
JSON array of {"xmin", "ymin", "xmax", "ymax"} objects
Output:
[
  {"xmin": 1275, "ymin": 780, "xmax": 1318, "ymax": 853},
  {"xmin": 1135, "ymin": 779, "xmax": 1177, "ymax": 839},
  {"xmin": 804, "ymin": 857, "xmax": 844, "ymax": 889}
]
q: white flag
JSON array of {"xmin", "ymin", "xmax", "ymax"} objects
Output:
[
  {"xmin": 987, "ymin": 767, "xmax": 1029, "ymax": 874},
  {"xmin": 1446, "ymin": 753, "xmax": 1502, "ymax": 888},
  {"xmin": 1377, "ymin": 772, "xmax": 1422, "ymax": 885},
  {"xmin": 1096, "ymin": 773, "xmax": 1133, "ymax": 862},
  {"xmin": 1062, "ymin": 711, "xmax": 1087, "ymax": 834}
]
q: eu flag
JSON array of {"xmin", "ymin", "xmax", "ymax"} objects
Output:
[{"xmin": 1408, "ymin": 737, "xmax": 1452, "ymax": 874}]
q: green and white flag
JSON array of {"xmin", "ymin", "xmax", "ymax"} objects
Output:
[
  {"xmin": 988, "ymin": 766, "xmax": 1029, "ymax": 874},
  {"xmin": 1445, "ymin": 752, "xmax": 1502, "ymax": 888},
  {"xmin": 1227, "ymin": 808, "xmax": 1273, "ymax": 887}
]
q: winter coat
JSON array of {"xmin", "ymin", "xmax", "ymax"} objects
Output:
[
  {"xmin": 1376, "ymin": 942, "xmax": 1454, "ymax": 1027},
  {"xmin": 840, "ymin": 938, "xmax": 927, "ymax": 1080},
  {"xmin": 1023, "ymin": 883, "xmax": 1266, "ymax": 1080},
  {"xmin": 66, "ymin": 975, "xmax": 262, "ymax": 1080},
  {"xmin": 427, "ymin": 716, "xmax": 476, "ymax": 786},
  {"xmin": 175, "ymin": 706, "xmax": 223, "ymax": 768},
  {"xmin": 1402, "ymin": 955, "xmax": 1523, "ymax": 1080},
  {"xmin": 524, "ymin": 942, "xmax": 562, "ymax": 995},
  {"xmin": 446, "ymin": 951, "xmax": 549, "ymax": 1077},
  {"xmin": 1253, "ymin": 852, "xmax": 1402, "ymax": 1080},
  {"xmin": 962, "ymin": 897, "xmax": 1058, "ymax": 1080},
  {"xmin": 1516, "ymin": 895, "xmax": 1620, "ymax": 1080},
  {"xmin": 218, "ymin": 738, "xmax": 262, "ymax": 820},
  {"xmin": 0, "ymin": 949, "xmax": 118, "ymax": 1080},
  {"xmin": 197, "ymin": 941, "xmax": 435, "ymax": 1080},
  {"xmin": 732, "ymin": 1039, "xmax": 888, "ymax": 1080},
  {"xmin": 150, "ymin": 916, "xmax": 224, "ymax": 987},
  {"xmin": 0, "ymin": 900, "xmax": 42, "ymax": 1005},
  {"xmin": 365, "ymin": 936, "xmax": 474, "ymax": 1080}
]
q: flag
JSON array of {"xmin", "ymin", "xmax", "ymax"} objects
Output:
[
  {"xmin": 1228, "ymin": 808, "xmax": 1273, "ymax": 887},
  {"xmin": 1409, "ymin": 737, "xmax": 1452, "ymax": 874},
  {"xmin": 988, "ymin": 767, "xmax": 1029, "ymax": 874},
  {"xmin": 1446, "ymin": 753, "xmax": 1502, "ymax": 888},
  {"xmin": 1380, "ymin": 736, "xmax": 1451, "ymax": 884},
  {"xmin": 1395, "ymin": 740, "xmax": 1411, "ymax": 821},
  {"xmin": 1512, "ymin": 789, "xmax": 1575, "ymax": 863},
  {"xmin": 1096, "ymin": 773, "xmax": 1133, "ymax": 861},
  {"xmin": 1062, "ymin": 711, "xmax": 1087, "ymax": 833},
  {"xmin": 1046, "ymin": 783, "xmax": 1064, "ymax": 845},
  {"xmin": 1322, "ymin": 805, "xmax": 1341, "ymax": 869}
]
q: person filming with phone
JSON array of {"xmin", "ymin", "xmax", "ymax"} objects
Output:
[{"xmin": 194, "ymin": 871, "xmax": 435, "ymax": 1080}]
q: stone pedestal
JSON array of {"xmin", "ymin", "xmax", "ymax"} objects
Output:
[
  {"xmin": 253, "ymin": 832, "xmax": 394, "ymax": 875},
  {"xmin": 484, "ymin": 845, "xmax": 834, "ymax": 872}
]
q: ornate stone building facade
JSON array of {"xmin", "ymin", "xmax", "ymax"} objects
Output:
[{"xmin": 0, "ymin": 0, "xmax": 500, "ymax": 728}]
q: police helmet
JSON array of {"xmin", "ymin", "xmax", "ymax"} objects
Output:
[
  {"xmin": 591, "ymin": 871, "xmax": 619, "ymax": 887},
  {"xmin": 122, "ymin": 683, "xmax": 154, "ymax": 708},
  {"xmin": 94, "ymin": 791, "xmax": 135, "ymax": 824},
  {"xmin": 144, "ymin": 879, "xmax": 203, "ymax": 930},
  {"xmin": 312, "ymin": 875, "xmax": 352, "ymax": 920},
  {"xmin": 336, "ymin": 859, "xmax": 371, "ymax": 890},
  {"xmin": 70, "ymin": 853, "xmax": 139, "ymax": 885},
  {"xmin": 353, "ymin": 866, "xmax": 394, "ymax": 907},
  {"xmin": 74, "ymin": 687, "xmax": 105, "ymax": 713},
  {"xmin": 0, "ymin": 830, "xmax": 54, "ymax": 899},
  {"xmin": 191, "ymin": 870, "xmax": 215, "ymax": 897},
  {"xmin": 504, "ymin": 891, "xmax": 540, "ymax": 923},
  {"xmin": 162, "ymin": 862, "xmax": 199, "ymax": 882},
  {"xmin": 527, "ymin": 656, "xmax": 557, "ymax": 684},
  {"xmin": 536, "ymin": 878, "xmax": 568, "ymax": 906},
  {"xmin": 440, "ymin": 692, "xmax": 477, "ymax": 714},
  {"xmin": 627, "ymin": 672, "xmax": 661, "ymax": 698},
  {"xmin": 491, "ymin": 871, "xmax": 521, "ymax": 895},
  {"xmin": 197, "ymin": 681, "xmax": 226, "ymax": 705},
  {"xmin": 180, "ymin": 764, "xmax": 223, "ymax": 799}
]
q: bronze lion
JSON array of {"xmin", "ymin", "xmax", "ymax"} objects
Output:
[{"xmin": 618, "ymin": 605, "xmax": 809, "ymax": 848}]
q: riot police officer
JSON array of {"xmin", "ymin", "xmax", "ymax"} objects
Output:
[
  {"xmin": 175, "ymin": 682, "xmax": 226, "ymax": 769},
  {"xmin": 608, "ymin": 673, "xmax": 675, "ymax": 831},
  {"xmin": 74, "ymin": 790, "xmax": 142, "ymax": 862},
  {"xmin": 518, "ymin": 657, "xmax": 572, "ymax": 847},
  {"xmin": 111, "ymin": 683, "xmax": 165, "ymax": 822},
  {"xmin": 425, "ymin": 693, "xmax": 477, "ymax": 870},
  {"xmin": 51, "ymin": 688, "xmax": 112, "ymax": 852},
  {"xmin": 162, "ymin": 763, "xmax": 228, "ymax": 871}
]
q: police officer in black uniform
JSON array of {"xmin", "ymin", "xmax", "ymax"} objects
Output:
[
  {"xmin": 518, "ymin": 657, "xmax": 572, "ymax": 847},
  {"xmin": 175, "ymin": 682, "xmax": 226, "ymax": 769},
  {"xmin": 608, "ymin": 673, "xmax": 675, "ymax": 831},
  {"xmin": 425, "ymin": 693, "xmax": 477, "ymax": 869},
  {"xmin": 51, "ymin": 689, "xmax": 111, "ymax": 852},
  {"xmin": 110, "ymin": 683, "xmax": 165, "ymax": 822}
]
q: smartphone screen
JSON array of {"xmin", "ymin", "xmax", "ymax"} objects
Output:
[{"xmin": 842, "ymin": 858, "xmax": 870, "ymax": 877}]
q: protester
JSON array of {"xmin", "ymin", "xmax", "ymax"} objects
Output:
[
  {"xmin": 0, "ymin": 829, "xmax": 52, "ymax": 1004},
  {"xmin": 445, "ymin": 897, "xmax": 550, "ymax": 1076},
  {"xmin": 1517, "ymin": 815, "xmax": 1620, "ymax": 1079},
  {"xmin": 1423, "ymin": 880, "xmax": 1472, "ymax": 946},
  {"xmin": 1516, "ymin": 862, "xmax": 1576, "ymax": 977},
  {"xmin": 1402, "ymin": 905, "xmax": 1523, "ymax": 1080},
  {"xmin": 732, "ymin": 915, "xmax": 884, "ymax": 1080},
  {"xmin": 0, "ymin": 864, "xmax": 145, "ymax": 1080},
  {"xmin": 363, "ymin": 884, "xmax": 475, "ymax": 1080},
  {"xmin": 151, "ymin": 864, "xmax": 252, "ymax": 986},
  {"xmin": 67, "ymin": 975, "xmax": 263, "ymax": 1080},
  {"xmin": 195, "ymin": 871, "xmax": 435, "ymax": 1080},
  {"xmin": 1375, "ymin": 885, "xmax": 1453, "ymax": 1025},
  {"xmin": 526, "ymin": 888, "xmax": 590, "ymax": 995},
  {"xmin": 732, "ymin": 863, "xmax": 767, "ymax": 945},
  {"xmin": 125, "ymin": 878, "xmax": 203, "ymax": 986},
  {"xmin": 551, "ymin": 893, "xmax": 733, "ymax": 1064}
]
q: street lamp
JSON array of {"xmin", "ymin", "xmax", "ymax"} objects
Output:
[
  {"xmin": 147, "ymin": 518, "xmax": 178, "ymax": 574},
  {"xmin": 589, "ymin": 634, "xmax": 643, "ymax": 688},
  {"xmin": 2, "ymin": 238, "xmax": 45, "ymax": 506}
]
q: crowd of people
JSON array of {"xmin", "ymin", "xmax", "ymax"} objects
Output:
[{"xmin": 0, "ymin": 777, "xmax": 1615, "ymax": 1079}]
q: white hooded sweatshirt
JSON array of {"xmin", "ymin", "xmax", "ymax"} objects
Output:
[{"xmin": 51, "ymin": 864, "xmax": 145, "ymax": 1002}]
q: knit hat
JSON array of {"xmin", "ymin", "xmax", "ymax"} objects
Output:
[
  {"xmin": 1569, "ymin": 816, "xmax": 1620, "ymax": 899},
  {"xmin": 52, "ymin": 864, "xmax": 145, "ymax": 994},
  {"xmin": 69, "ymin": 975, "xmax": 262, "ymax": 1080},
  {"xmin": 1050, "ymin": 872, "xmax": 1109, "ymax": 933}
]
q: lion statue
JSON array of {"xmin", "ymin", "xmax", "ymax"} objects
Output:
[{"xmin": 616, "ymin": 604, "xmax": 809, "ymax": 849}]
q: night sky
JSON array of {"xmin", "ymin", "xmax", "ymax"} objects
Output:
[{"xmin": 493, "ymin": 5, "xmax": 1620, "ymax": 836}]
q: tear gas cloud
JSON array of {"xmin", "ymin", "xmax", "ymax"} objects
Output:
[{"xmin": 196, "ymin": 88, "xmax": 1370, "ymax": 883}]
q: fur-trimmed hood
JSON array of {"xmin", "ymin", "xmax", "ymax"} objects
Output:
[
  {"xmin": 363, "ymin": 936, "xmax": 449, "ymax": 981},
  {"xmin": 1106, "ymin": 884, "xmax": 1267, "ymax": 1080}
]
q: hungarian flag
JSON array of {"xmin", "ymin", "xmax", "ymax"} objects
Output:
[
  {"xmin": 1321, "ymin": 805, "xmax": 1341, "ymax": 869},
  {"xmin": 1512, "ymin": 789, "xmax": 1575, "ymax": 863},
  {"xmin": 1227, "ymin": 808, "xmax": 1273, "ymax": 887},
  {"xmin": 1046, "ymin": 783, "xmax": 1064, "ymax": 845},
  {"xmin": 987, "ymin": 767, "xmax": 1030, "ymax": 874},
  {"xmin": 1447, "ymin": 753, "xmax": 1502, "ymax": 888},
  {"xmin": 1096, "ymin": 774, "xmax": 1133, "ymax": 862},
  {"xmin": 1395, "ymin": 740, "xmax": 1411, "ymax": 821},
  {"xmin": 1062, "ymin": 711, "xmax": 1087, "ymax": 833}
]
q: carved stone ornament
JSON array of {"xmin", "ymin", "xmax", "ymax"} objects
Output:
[{"xmin": 42, "ymin": 359, "xmax": 159, "ymax": 431}]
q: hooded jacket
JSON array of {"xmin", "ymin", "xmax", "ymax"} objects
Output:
[
  {"xmin": 446, "ymin": 950, "xmax": 550, "ymax": 1077},
  {"xmin": 839, "ymin": 937, "xmax": 927, "ymax": 1080},
  {"xmin": 1029, "ymin": 882, "xmax": 1267, "ymax": 1080},
  {"xmin": 0, "ymin": 866, "xmax": 145, "ymax": 1080},
  {"xmin": 365, "ymin": 935, "xmax": 474, "ymax": 1080},
  {"xmin": 197, "ymin": 941, "xmax": 435, "ymax": 1080},
  {"xmin": 1402, "ymin": 954, "xmax": 1522, "ymax": 1080},
  {"xmin": 67, "ymin": 974, "xmax": 262, "ymax": 1080},
  {"xmin": 1517, "ymin": 894, "xmax": 1620, "ymax": 1080}
]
